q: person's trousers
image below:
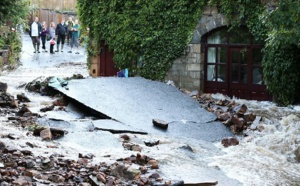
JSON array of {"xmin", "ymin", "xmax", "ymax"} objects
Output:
[
  {"xmin": 41, "ymin": 35, "xmax": 46, "ymax": 49},
  {"xmin": 70, "ymin": 36, "xmax": 79, "ymax": 48},
  {"xmin": 57, "ymin": 34, "xmax": 66, "ymax": 45},
  {"xmin": 50, "ymin": 44, "xmax": 54, "ymax": 53},
  {"xmin": 31, "ymin": 36, "xmax": 40, "ymax": 51}
]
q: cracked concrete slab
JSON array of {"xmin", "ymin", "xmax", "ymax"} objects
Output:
[
  {"xmin": 92, "ymin": 119, "xmax": 148, "ymax": 134},
  {"xmin": 50, "ymin": 77, "xmax": 233, "ymax": 141}
]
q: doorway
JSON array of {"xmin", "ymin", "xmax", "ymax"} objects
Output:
[
  {"xmin": 99, "ymin": 40, "xmax": 119, "ymax": 76},
  {"xmin": 203, "ymin": 27, "xmax": 270, "ymax": 100}
]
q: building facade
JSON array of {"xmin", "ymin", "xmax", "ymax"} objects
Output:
[{"xmin": 166, "ymin": 7, "xmax": 269, "ymax": 101}]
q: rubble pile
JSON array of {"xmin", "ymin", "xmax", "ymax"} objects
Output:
[
  {"xmin": 0, "ymin": 139, "xmax": 180, "ymax": 186},
  {"xmin": 0, "ymin": 81, "xmax": 184, "ymax": 186},
  {"xmin": 25, "ymin": 74, "xmax": 84, "ymax": 96},
  {"xmin": 0, "ymin": 83, "xmax": 38, "ymax": 129},
  {"xmin": 187, "ymin": 93, "xmax": 262, "ymax": 134}
]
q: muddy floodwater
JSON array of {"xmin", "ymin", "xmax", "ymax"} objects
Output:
[{"xmin": 0, "ymin": 34, "xmax": 300, "ymax": 185}]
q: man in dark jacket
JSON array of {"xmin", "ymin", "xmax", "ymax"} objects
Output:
[
  {"xmin": 66, "ymin": 17, "xmax": 74, "ymax": 45},
  {"xmin": 55, "ymin": 19, "xmax": 68, "ymax": 52},
  {"xmin": 29, "ymin": 17, "xmax": 42, "ymax": 53}
]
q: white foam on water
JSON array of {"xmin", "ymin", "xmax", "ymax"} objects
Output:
[{"xmin": 208, "ymin": 98, "xmax": 300, "ymax": 185}]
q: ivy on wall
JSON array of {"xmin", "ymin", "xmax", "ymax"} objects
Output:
[
  {"xmin": 77, "ymin": 0, "xmax": 205, "ymax": 80},
  {"xmin": 208, "ymin": 0, "xmax": 267, "ymax": 41},
  {"xmin": 262, "ymin": 0, "xmax": 300, "ymax": 105}
]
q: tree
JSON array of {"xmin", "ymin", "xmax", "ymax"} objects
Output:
[{"xmin": 0, "ymin": 0, "xmax": 29, "ymax": 25}]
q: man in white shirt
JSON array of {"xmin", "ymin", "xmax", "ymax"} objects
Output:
[{"xmin": 29, "ymin": 17, "xmax": 42, "ymax": 53}]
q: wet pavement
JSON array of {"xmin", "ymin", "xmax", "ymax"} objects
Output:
[
  {"xmin": 0, "ymin": 34, "xmax": 89, "ymax": 90},
  {"xmin": 0, "ymin": 33, "xmax": 243, "ymax": 185},
  {"xmin": 20, "ymin": 33, "xmax": 87, "ymax": 68}
]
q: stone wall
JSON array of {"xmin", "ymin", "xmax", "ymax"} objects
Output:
[
  {"xmin": 165, "ymin": 44, "xmax": 201, "ymax": 91},
  {"xmin": 166, "ymin": 7, "xmax": 228, "ymax": 91}
]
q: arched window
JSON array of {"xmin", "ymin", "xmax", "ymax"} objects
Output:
[{"xmin": 203, "ymin": 26, "xmax": 268, "ymax": 100}]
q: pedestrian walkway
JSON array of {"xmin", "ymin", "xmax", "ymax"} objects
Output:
[
  {"xmin": 0, "ymin": 33, "xmax": 89, "ymax": 91},
  {"xmin": 21, "ymin": 33, "xmax": 87, "ymax": 68}
]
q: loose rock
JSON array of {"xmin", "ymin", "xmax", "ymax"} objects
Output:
[
  {"xmin": 40, "ymin": 128, "xmax": 52, "ymax": 141},
  {"xmin": 16, "ymin": 93, "xmax": 31, "ymax": 102},
  {"xmin": 221, "ymin": 137, "xmax": 239, "ymax": 147},
  {"xmin": 153, "ymin": 119, "xmax": 169, "ymax": 129},
  {"xmin": 144, "ymin": 140, "xmax": 160, "ymax": 147},
  {"xmin": 0, "ymin": 82, "xmax": 8, "ymax": 92},
  {"xmin": 40, "ymin": 104, "xmax": 54, "ymax": 112}
]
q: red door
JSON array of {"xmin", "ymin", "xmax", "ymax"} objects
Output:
[
  {"xmin": 228, "ymin": 47, "xmax": 269, "ymax": 100},
  {"xmin": 99, "ymin": 41, "xmax": 119, "ymax": 76},
  {"xmin": 229, "ymin": 47, "xmax": 250, "ymax": 99}
]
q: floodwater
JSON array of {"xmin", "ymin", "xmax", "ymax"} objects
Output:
[
  {"xmin": 1, "ymin": 33, "xmax": 300, "ymax": 185},
  {"xmin": 208, "ymin": 97, "xmax": 300, "ymax": 186}
]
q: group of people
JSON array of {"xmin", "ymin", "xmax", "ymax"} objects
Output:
[{"xmin": 29, "ymin": 16, "xmax": 80, "ymax": 54}]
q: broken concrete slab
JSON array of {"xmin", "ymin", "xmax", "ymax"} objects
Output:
[
  {"xmin": 37, "ymin": 118, "xmax": 96, "ymax": 133},
  {"xmin": 92, "ymin": 119, "xmax": 148, "ymax": 134},
  {"xmin": 50, "ymin": 77, "xmax": 233, "ymax": 141},
  {"xmin": 164, "ymin": 121, "xmax": 232, "ymax": 142},
  {"xmin": 56, "ymin": 131, "xmax": 123, "ymax": 151},
  {"xmin": 37, "ymin": 118, "xmax": 71, "ymax": 129}
]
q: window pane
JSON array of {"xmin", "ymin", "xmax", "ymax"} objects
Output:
[
  {"xmin": 207, "ymin": 65, "xmax": 216, "ymax": 81},
  {"xmin": 252, "ymin": 67, "xmax": 262, "ymax": 84},
  {"xmin": 241, "ymin": 48, "xmax": 248, "ymax": 64},
  {"xmin": 229, "ymin": 27, "xmax": 251, "ymax": 44},
  {"xmin": 217, "ymin": 47, "xmax": 226, "ymax": 64},
  {"xmin": 232, "ymin": 51, "xmax": 239, "ymax": 64},
  {"xmin": 253, "ymin": 48, "xmax": 263, "ymax": 65},
  {"xmin": 207, "ymin": 29, "xmax": 227, "ymax": 44},
  {"xmin": 231, "ymin": 65, "xmax": 239, "ymax": 83},
  {"xmin": 241, "ymin": 66, "xmax": 247, "ymax": 84},
  {"xmin": 217, "ymin": 65, "xmax": 226, "ymax": 82},
  {"xmin": 207, "ymin": 47, "xmax": 216, "ymax": 63}
]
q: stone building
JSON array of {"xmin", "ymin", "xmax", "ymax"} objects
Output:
[{"xmin": 166, "ymin": 6, "xmax": 269, "ymax": 101}]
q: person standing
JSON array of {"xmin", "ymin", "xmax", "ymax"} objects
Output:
[
  {"xmin": 68, "ymin": 19, "xmax": 80, "ymax": 54},
  {"xmin": 29, "ymin": 17, "xmax": 42, "ymax": 53},
  {"xmin": 66, "ymin": 17, "xmax": 74, "ymax": 45},
  {"xmin": 49, "ymin": 22, "xmax": 56, "ymax": 54},
  {"xmin": 41, "ymin": 21, "xmax": 48, "ymax": 52},
  {"xmin": 55, "ymin": 19, "xmax": 68, "ymax": 52}
]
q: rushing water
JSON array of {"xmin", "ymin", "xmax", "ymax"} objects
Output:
[
  {"xmin": 1, "ymin": 34, "xmax": 300, "ymax": 185},
  {"xmin": 208, "ymin": 98, "xmax": 300, "ymax": 185}
]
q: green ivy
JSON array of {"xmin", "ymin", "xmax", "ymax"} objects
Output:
[
  {"xmin": 262, "ymin": 44, "xmax": 300, "ymax": 106},
  {"xmin": 262, "ymin": 0, "xmax": 300, "ymax": 105},
  {"xmin": 0, "ymin": 26, "xmax": 22, "ymax": 69},
  {"xmin": 77, "ymin": 0, "xmax": 205, "ymax": 80},
  {"xmin": 0, "ymin": 0, "xmax": 29, "ymax": 70},
  {"xmin": 208, "ymin": 0, "xmax": 267, "ymax": 41}
]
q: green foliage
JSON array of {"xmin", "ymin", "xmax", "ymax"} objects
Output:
[
  {"xmin": 0, "ymin": 26, "xmax": 22, "ymax": 69},
  {"xmin": 262, "ymin": 44, "xmax": 300, "ymax": 106},
  {"xmin": 77, "ymin": 0, "xmax": 205, "ymax": 80},
  {"xmin": 0, "ymin": 0, "xmax": 29, "ymax": 25},
  {"xmin": 208, "ymin": 0, "xmax": 267, "ymax": 41},
  {"xmin": 262, "ymin": 0, "xmax": 300, "ymax": 105},
  {"xmin": 0, "ymin": 0, "xmax": 29, "ymax": 70}
]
